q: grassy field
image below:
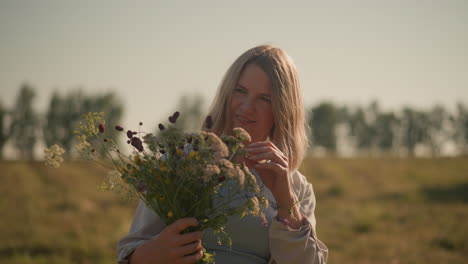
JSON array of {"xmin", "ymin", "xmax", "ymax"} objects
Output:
[{"xmin": 1, "ymin": 157, "xmax": 467, "ymax": 263}]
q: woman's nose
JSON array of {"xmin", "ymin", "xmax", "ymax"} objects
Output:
[{"xmin": 239, "ymin": 97, "xmax": 255, "ymax": 114}]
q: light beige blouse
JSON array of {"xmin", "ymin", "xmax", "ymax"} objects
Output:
[{"xmin": 117, "ymin": 169, "xmax": 328, "ymax": 264}]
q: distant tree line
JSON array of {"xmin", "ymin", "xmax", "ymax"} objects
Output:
[
  {"xmin": 0, "ymin": 84, "xmax": 123, "ymax": 160},
  {"xmin": 309, "ymin": 101, "xmax": 468, "ymax": 157},
  {"xmin": 1, "ymin": 84, "xmax": 467, "ymax": 160}
]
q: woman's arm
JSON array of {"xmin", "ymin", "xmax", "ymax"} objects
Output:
[
  {"xmin": 268, "ymin": 171, "xmax": 328, "ymax": 264},
  {"xmin": 245, "ymin": 142, "xmax": 328, "ymax": 263},
  {"xmin": 117, "ymin": 200, "xmax": 164, "ymax": 263}
]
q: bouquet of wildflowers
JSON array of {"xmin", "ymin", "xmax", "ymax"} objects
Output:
[{"xmin": 45, "ymin": 111, "xmax": 268, "ymax": 264}]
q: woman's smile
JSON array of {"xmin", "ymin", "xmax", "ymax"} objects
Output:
[{"xmin": 235, "ymin": 114, "xmax": 256, "ymax": 125}]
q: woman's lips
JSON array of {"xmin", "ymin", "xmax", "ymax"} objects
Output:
[{"xmin": 236, "ymin": 114, "xmax": 255, "ymax": 126}]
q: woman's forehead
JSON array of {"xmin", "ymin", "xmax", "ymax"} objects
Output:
[{"xmin": 237, "ymin": 64, "xmax": 271, "ymax": 94}]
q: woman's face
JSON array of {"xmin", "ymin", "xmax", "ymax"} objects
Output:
[{"xmin": 229, "ymin": 63, "xmax": 274, "ymax": 143}]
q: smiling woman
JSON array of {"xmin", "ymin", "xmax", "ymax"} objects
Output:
[
  {"xmin": 230, "ymin": 63, "xmax": 274, "ymax": 143},
  {"xmin": 117, "ymin": 45, "xmax": 328, "ymax": 264}
]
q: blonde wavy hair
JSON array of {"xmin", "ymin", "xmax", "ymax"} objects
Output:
[{"xmin": 205, "ymin": 44, "xmax": 309, "ymax": 171}]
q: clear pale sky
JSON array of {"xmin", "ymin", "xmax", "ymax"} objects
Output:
[{"xmin": 1, "ymin": 0, "xmax": 467, "ymax": 133}]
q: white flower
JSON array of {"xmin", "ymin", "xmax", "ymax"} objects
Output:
[
  {"xmin": 203, "ymin": 164, "xmax": 221, "ymax": 183},
  {"xmin": 44, "ymin": 144, "xmax": 65, "ymax": 168},
  {"xmin": 201, "ymin": 131, "xmax": 229, "ymax": 161},
  {"xmin": 233, "ymin": 127, "xmax": 251, "ymax": 142},
  {"xmin": 234, "ymin": 165, "xmax": 245, "ymax": 186},
  {"xmin": 245, "ymin": 168, "xmax": 257, "ymax": 185},
  {"xmin": 249, "ymin": 196, "xmax": 260, "ymax": 215},
  {"xmin": 75, "ymin": 135, "xmax": 91, "ymax": 152},
  {"xmin": 218, "ymin": 159, "xmax": 234, "ymax": 169}
]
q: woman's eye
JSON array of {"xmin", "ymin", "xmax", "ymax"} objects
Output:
[
  {"xmin": 234, "ymin": 87, "xmax": 246, "ymax": 94},
  {"xmin": 261, "ymin": 97, "xmax": 271, "ymax": 103}
]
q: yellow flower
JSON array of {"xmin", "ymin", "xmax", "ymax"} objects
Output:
[
  {"xmin": 187, "ymin": 151, "xmax": 199, "ymax": 160},
  {"xmin": 176, "ymin": 149, "xmax": 183, "ymax": 156},
  {"xmin": 167, "ymin": 211, "xmax": 174, "ymax": 218},
  {"xmin": 159, "ymin": 160, "xmax": 168, "ymax": 172},
  {"xmin": 133, "ymin": 155, "xmax": 141, "ymax": 165}
]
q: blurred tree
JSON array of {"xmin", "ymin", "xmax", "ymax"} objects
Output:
[
  {"xmin": 348, "ymin": 105, "xmax": 377, "ymax": 152},
  {"xmin": 375, "ymin": 112, "xmax": 399, "ymax": 153},
  {"xmin": 453, "ymin": 102, "xmax": 468, "ymax": 155},
  {"xmin": 309, "ymin": 102, "xmax": 338, "ymax": 153},
  {"xmin": 10, "ymin": 84, "xmax": 39, "ymax": 160},
  {"xmin": 43, "ymin": 89, "xmax": 124, "ymax": 159},
  {"xmin": 0, "ymin": 100, "xmax": 12, "ymax": 159},
  {"xmin": 425, "ymin": 105, "xmax": 450, "ymax": 156},
  {"xmin": 173, "ymin": 94, "xmax": 206, "ymax": 132},
  {"xmin": 43, "ymin": 90, "xmax": 85, "ymax": 158},
  {"xmin": 336, "ymin": 105, "xmax": 350, "ymax": 124},
  {"xmin": 43, "ymin": 92, "xmax": 62, "ymax": 148},
  {"xmin": 400, "ymin": 107, "xmax": 429, "ymax": 156}
]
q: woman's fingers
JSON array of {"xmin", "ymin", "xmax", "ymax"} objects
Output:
[
  {"xmin": 254, "ymin": 160, "xmax": 286, "ymax": 173},
  {"xmin": 177, "ymin": 240, "xmax": 203, "ymax": 256},
  {"xmin": 168, "ymin": 218, "xmax": 199, "ymax": 234},
  {"xmin": 248, "ymin": 151, "xmax": 287, "ymax": 167},
  {"xmin": 247, "ymin": 142, "xmax": 288, "ymax": 161},
  {"xmin": 177, "ymin": 231, "xmax": 203, "ymax": 246},
  {"xmin": 245, "ymin": 146, "xmax": 271, "ymax": 154},
  {"xmin": 246, "ymin": 143, "xmax": 288, "ymax": 168},
  {"xmin": 181, "ymin": 249, "xmax": 204, "ymax": 264},
  {"xmin": 248, "ymin": 141, "xmax": 278, "ymax": 150}
]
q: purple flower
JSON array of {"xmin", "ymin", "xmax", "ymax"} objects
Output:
[
  {"xmin": 169, "ymin": 111, "xmax": 180, "ymax": 124},
  {"xmin": 127, "ymin": 130, "xmax": 133, "ymax": 139},
  {"xmin": 115, "ymin": 125, "xmax": 124, "ymax": 131},
  {"xmin": 218, "ymin": 175, "xmax": 226, "ymax": 183},
  {"xmin": 137, "ymin": 181, "xmax": 146, "ymax": 193},
  {"xmin": 131, "ymin": 137, "xmax": 144, "ymax": 152},
  {"xmin": 98, "ymin": 123, "xmax": 105, "ymax": 133},
  {"xmin": 205, "ymin": 116, "xmax": 213, "ymax": 129},
  {"xmin": 158, "ymin": 123, "xmax": 165, "ymax": 131}
]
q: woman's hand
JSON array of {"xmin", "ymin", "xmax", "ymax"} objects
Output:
[
  {"xmin": 129, "ymin": 217, "xmax": 204, "ymax": 264},
  {"xmin": 245, "ymin": 141, "xmax": 303, "ymax": 228},
  {"xmin": 245, "ymin": 141, "xmax": 290, "ymax": 200}
]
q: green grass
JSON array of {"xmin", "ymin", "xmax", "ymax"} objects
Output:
[
  {"xmin": 1, "ymin": 157, "xmax": 467, "ymax": 263},
  {"xmin": 301, "ymin": 157, "xmax": 468, "ymax": 263},
  {"xmin": 0, "ymin": 161, "xmax": 137, "ymax": 264}
]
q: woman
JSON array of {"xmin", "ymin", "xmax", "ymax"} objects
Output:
[{"xmin": 117, "ymin": 45, "xmax": 328, "ymax": 264}]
